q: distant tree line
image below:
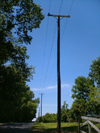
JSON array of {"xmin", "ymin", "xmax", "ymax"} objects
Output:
[
  {"xmin": 0, "ymin": 0, "xmax": 44, "ymax": 122},
  {"xmin": 37, "ymin": 56, "xmax": 100, "ymax": 123}
]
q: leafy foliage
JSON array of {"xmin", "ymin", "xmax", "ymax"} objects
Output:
[
  {"xmin": 72, "ymin": 76, "xmax": 94, "ymax": 101},
  {"xmin": 88, "ymin": 57, "xmax": 100, "ymax": 115},
  {"xmin": 61, "ymin": 101, "xmax": 70, "ymax": 122},
  {"xmin": 0, "ymin": 63, "xmax": 39, "ymax": 122},
  {"xmin": 37, "ymin": 113, "xmax": 57, "ymax": 123},
  {"xmin": 0, "ymin": 0, "xmax": 44, "ymax": 122},
  {"xmin": 71, "ymin": 76, "xmax": 95, "ymax": 119},
  {"xmin": 0, "ymin": 0, "xmax": 44, "ymax": 66},
  {"xmin": 71, "ymin": 56, "xmax": 100, "ymax": 118},
  {"xmin": 0, "ymin": 0, "xmax": 44, "ymax": 44},
  {"xmin": 89, "ymin": 57, "xmax": 100, "ymax": 86}
]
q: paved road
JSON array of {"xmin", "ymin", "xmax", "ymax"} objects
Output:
[{"xmin": 0, "ymin": 122, "xmax": 34, "ymax": 133}]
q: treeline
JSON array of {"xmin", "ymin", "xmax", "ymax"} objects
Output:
[
  {"xmin": 0, "ymin": 0, "xmax": 44, "ymax": 122},
  {"xmin": 37, "ymin": 56, "xmax": 100, "ymax": 123}
]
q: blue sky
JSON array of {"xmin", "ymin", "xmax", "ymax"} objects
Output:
[{"xmin": 26, "ymin": 0, "xmax": 100, "ymax": 117}]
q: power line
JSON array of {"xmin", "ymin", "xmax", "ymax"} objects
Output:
[
  {"xmin": 59, "ymin": 0, "xmax": 64, "ymax": 14},
  {"xmin": 69, "ymin": 0, "xmax": 74, "ymax": 14},
  {"xmin": 43, "ymin": 24, "xmax": 56, "ymax": 88},
  {"xmin": 49, "ymin": 0, "xmax": 51, "ymax": 13},
  {"xmin": 45, "ymin": 0, "xmax": 65, "ymax": 88},
  {"xmin": 42, "ymin": 0, "xmax": 75, "ymax": 89},
  {"xmin": 47, "ymin": 56, "xmax": 56, "ymax": 87},
  {"xmin": 61, "ymin": 0, "xmax": 75, "ymax": 43},
  {"xmin": 46, "ymin": 0, "xmax": 73, "ymax": 88},
  {"xmin": 40, "ymin": 1, "xmax": 52, "ymax": 90},
  {"xmin": 46, "ymin": 0, "xmax": 74, "ymax": 86},
  {"xmin": 61, "ymin": 19, "xmax": 68, "ymax": 43},
  {"xmin": 42, "ymin": 0, "xmax": 65, "ymax": 90}
]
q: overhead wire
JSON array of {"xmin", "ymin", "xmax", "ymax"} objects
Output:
[
  {"xmin": 40, "ymin": 0, "xmax": 52, "ymax": 91},
  {"xmin": 47, "ymin": 56, "xmax": 56, "ymax": 86},
  {"xmin": 61, "ymin": 0, "xmax": 74, "ymax": 43},
  {"xmin": 59, "ymin": 0, "xmax": 64, "ymax": 14},
  {"xmin": 38, "ymin": 0, "xmax": 52, "ymax": 116},
  {"xmin": 41, "ymin": 0, "xmax": 74, "ymax": 90},
  {"xmin": 46, "ymin": 0, "xmax": 75, "ymax": 87},
  {"xmin": 42, "ymin": 0, "xmax": 64, "ymax": 88},
  {"xmin": 43, "ymin": 25, "xmax": 57, "ymax": 88},
  {"xmin": 37, "ymin": 0, "xmax": 75, "ymax": 118},
  {"xmin": 44, "ymin": 0, "xmax": 65, "ymax": 88},
  {"xmin": 68, "ymin": 0, "xmax": 75, "ymax": 14},
  {"xmin": 49, "ymin": 0, "xmax": 52, "ymax": 13}
]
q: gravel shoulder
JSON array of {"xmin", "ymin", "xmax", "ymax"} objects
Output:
[{"xmin": 0, "ymin": 122, "xmax": 34, "ymax": 133}]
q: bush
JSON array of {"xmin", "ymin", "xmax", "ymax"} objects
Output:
[
  {"xmin": 36, "ymin": 113, "xmax": 57, "ymax": 123},
  {"xmin": 36, "ymin": 117, "xmax": 42, "ymax": 123}
]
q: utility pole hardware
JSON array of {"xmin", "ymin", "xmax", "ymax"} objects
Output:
[{"xmin": 48, "ymin": 13, "xmax": 70, "ymax": 133}]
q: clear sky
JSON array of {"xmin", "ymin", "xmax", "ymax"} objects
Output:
[{"xmin": 26, "ymin": 0, "xmax": 100, "ymax": 118}]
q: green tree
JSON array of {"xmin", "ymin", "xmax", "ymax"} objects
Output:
[
  {"xmin": 0, "ymin": 64, "xmax": 39, "ymax": 122},
  {"xmin": 70, "ymin": 99, "xmax": 87, "ymax": 121},
  {"xmin": 0, "ymin": 0, "xmax": 44, "ymax": 122},
  {"xmin": 71, "ymin": 57, "xmax": 100, "ymax": 118},
  {"xmin": 0, "ymin": 0, "xmax": 44, "ymax": 65},
  {"xmin": 18, "ymin": 90, "xmax": 40, "ymax": 122},
  {"xmin": 71, "ymin": 76, "xmax": 94, "ymax": 117},
  {"xmin": 72, "ymin": 76, "xmax": 94, "ymax": 101},
  {"xmin": 89, "ymin": 57, "xmax": 100, "ymax": 86},
  {"xmin": 88, "ymin": 57, "xmax": 100, "ymax": 115},
  {"xmin": 61, "ymin": 101, "xmax": 70, "ymax": 122},
  {"xmin": 38, "ymin": 113, "xmax": 57, "ymax": 123}
]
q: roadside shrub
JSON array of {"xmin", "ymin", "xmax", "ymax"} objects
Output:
[
  {"xmin": 36, "ymin": 113, "xmax": 57, "ymax": 123},
  {"xmin": 36, "ymin": 116, "xmax": 42, "ymax": 123}
]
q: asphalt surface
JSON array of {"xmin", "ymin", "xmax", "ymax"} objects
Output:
[{"xmin": 0, "ymin": 122, "xmax": 34, "ymax": 133}]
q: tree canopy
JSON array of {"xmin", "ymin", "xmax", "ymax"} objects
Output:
[
  {"xmin": 71, "ymin": 57, "xmax": 100, "ymax": 118},
  {"xmin": 0, "ymin": 0, "xmax": 44, "ymax": 122},
  {"xmin": 89, "ymin": 57, "xmax": 100, "ymax": 86},
  {"xmin": 71, "ymin": 76, "xmax": 94, "ymax": 101},
  {"xmin": 0, "ymin": 0, "xmax": 44, "ymax": 65}
]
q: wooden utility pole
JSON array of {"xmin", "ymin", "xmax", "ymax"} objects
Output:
[
  {"xmin": 39, "ymin": 93, "xmax": 44, "ymax": 117},
  {"xmin": 48, "ymin": 13, "xmax": 70, "ymax": 133}
]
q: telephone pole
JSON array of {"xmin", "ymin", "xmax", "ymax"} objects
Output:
[
  {"xmin": 48, "ymin": 13, "xmax": 70, "ymax": 133},
  {"xmin": 39, "ymin": 93, "xmax": 44, "ymax": 117},
  {"xmin": 38, "ymin": 107, "xmax": 40, "ymax": 117}
]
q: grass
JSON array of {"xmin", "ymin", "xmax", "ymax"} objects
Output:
[{"xmin": 30, "ymin": 122, "xmax": 78, "ymax": 133}]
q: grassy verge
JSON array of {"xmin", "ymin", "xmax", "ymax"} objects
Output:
[{"xmin": 30, "ymin": 122, "xmax": 78, "ymax": 133}]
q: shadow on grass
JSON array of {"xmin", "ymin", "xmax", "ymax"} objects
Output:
[
  {"xmin": 62, "ymin": 125, "xmax": 78, "ymax": 133},
  {"xmin": 0, "ymin": 122, "xmax": 34, "ymax": 133},
  {"xmin": 30, "ymin": 124, "xmax": 78, "ymax": 133}
]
